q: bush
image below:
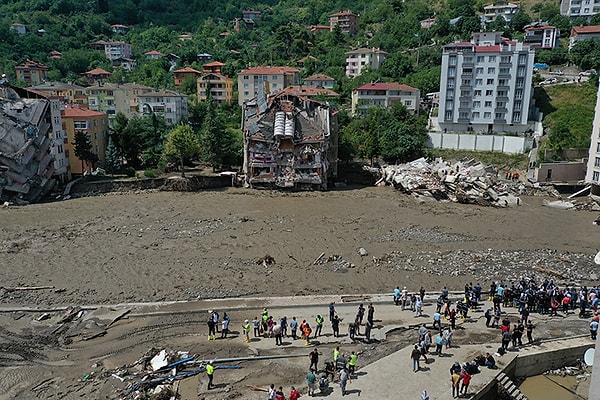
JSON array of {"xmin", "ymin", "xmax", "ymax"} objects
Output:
[
  {"xmin": 124, "ymin": 166, "xmax": 136, "ymax": 177},
  {"xmin": 144, "ymin": 169, "xmax": 157, "ymax": 178}
]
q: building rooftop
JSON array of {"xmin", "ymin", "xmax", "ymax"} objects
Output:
[
  {"xmin": 63, "ymin": 105, "xmax": 106, "ymax": 118},
  {"xmin": 346, "ymin": 47, "xmax": 387, "ymax": 55},
  {"xmin": 239, "ymin": 66, "xmax": 300, "ymax": 75},
  {"xmin": 173, "ymin": 67, "xmax": 202, "ymax": 74},
  {"xmin": 304, "ymin": 74, "xmax": 336, "ymax": 82},
  {"xmin": 355, "ymin": 82, "xmax": 418, "ymax": 92},
  {"xmin": 571, "ymin": 25, "xmax": 600, "ymax": 35},
  {"xmin": 85, "ymin": 68, "xmax": 111, "ymax": 75}
]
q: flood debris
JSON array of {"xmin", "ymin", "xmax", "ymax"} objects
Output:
[
  {"xmin": 377, "ymin": 158, "xmax": 524, "ymax": 207},
  {"xmin": 109, "ymin": 348, "xmax": 242, "ymax": 399}
]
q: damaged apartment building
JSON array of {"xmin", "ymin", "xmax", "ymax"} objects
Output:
[
  {"xmin": 241, "ymin": 91, "xmax": 338, "ymax": 190},
  {"xmin": 0, "ymin": 80, "xmax": 63, "ymax": 203}
]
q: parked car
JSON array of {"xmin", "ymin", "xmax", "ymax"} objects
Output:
[
  {"xmin": 549, "ymin": 70, "xmax": 564, "ymax": 75},
  {"xmin": 579, "ymin": 69, "xmax": 596, "ymax": 76},
  {"xmin": 540, "ymin": 78, "xmax": 558, "ymax": 85}
]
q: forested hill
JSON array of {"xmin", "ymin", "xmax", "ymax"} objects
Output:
[{"xmin": 0, "ymin": 0, "xmax": 595, "ymax": 95}]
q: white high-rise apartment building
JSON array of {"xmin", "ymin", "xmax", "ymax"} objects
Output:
[
  {"xmin": 438, "ymin": 32, "xmax": 535, "ymax": 134},
  {"xmin": 560, "ymin": 0, "xmax": 600, "ymax": 20},
  {"xmin": 585, "ymin": 84, "xmax": 600, "ymax": 183}
]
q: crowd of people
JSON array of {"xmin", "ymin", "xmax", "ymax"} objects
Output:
[{"xmin": 201, "ymin": 278, "xmax": 597, "ymax": 397}]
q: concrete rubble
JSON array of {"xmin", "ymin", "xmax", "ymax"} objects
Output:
[
  {"xmin": 0, "ymin": 81, "xmax": 56, "ymax": 203},
  {"xmin": 377, "ymin": 157, "xmax": 522, "ymax": 207}
]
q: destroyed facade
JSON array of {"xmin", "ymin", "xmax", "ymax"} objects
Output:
[
  {"xmin": 242, "ymin": 92, "xmax": 338, "ymax": 190},
  {"xmin": 0, "ymin": 83, "xmax": 59, "ymax": 203}
]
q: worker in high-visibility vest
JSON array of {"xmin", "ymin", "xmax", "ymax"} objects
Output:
[
  {"xmin": 348, "ymin": 351, "xmax": 358, "ymax": 374},
  {"xmin": 206, "ymin": 361, "xmax": 214, "ymax": 390},
  {"xmin": 243, "ymin": 319, "xmax": 251, "ymax": 343}
]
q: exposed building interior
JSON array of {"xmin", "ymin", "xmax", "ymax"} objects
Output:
[{"xmin": 242, "ymin": 92, "xmax": 338, "ymax": 190}]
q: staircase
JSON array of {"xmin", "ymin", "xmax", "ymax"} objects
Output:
[{"xmin": 495, "ymin": 372, "xmax": 528, "ymax": 400}]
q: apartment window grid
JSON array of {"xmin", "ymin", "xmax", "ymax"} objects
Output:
[
  {"xmin": 595, "ymin": 157, "xmax": 600, "ymax": 168},
  {"xmin": 593, "ymin": 171, "xmax": 600, "ymax": 182}
]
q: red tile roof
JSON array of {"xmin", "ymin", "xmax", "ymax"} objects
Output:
[
  {"xmin": 355, "ymin": 82, "xmax": 418, "ymax": 91},
  {"xmin": 174, "ymin": 67, "xmax": 202, "ymax": 74},
  {"xmin": 203, "ymin": 61, "xmax": 224, "ymax": 67},
  {"xmin": 62, "ymin": 105, "xmax": 106, "ymax": 118},
  {"xmin": 571, "ymin": 25, "xmax": 600, "ymax": 35},
  {"xmin": 145, "ymin": 50, "xmax": 163, "ymax": 55},
  {"xmin": 85, "ymin": 68, "xmax": 111, "ymax": 75},
  {"xmin": 304, "ymin": 74, "xmax": 336, "ymax": 82},
  {"xmin": 239, "ymin": 66, "xmax": 300, "ymax": 75}
]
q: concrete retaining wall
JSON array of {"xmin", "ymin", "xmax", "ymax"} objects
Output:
[{"xmin": 428, "ymin": 132, "xmax": 534, "ymax": 154}]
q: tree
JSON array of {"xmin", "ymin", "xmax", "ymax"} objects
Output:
[
  {"xmin": 164, "ymin": 124, "xmax": 200, "ymax": 177},
  {"xmin": 104, "ymin": 135, "xmax": 120, "ymax": 175},
  {"xmin": 73, "ymin": 131, "xmax": 98, "ymax": 173},
  {"xmin": 510, "ymin": 11, "xmax": 532, "ymax": 32},
  {"xmin": 200, "ymin": 100, "xmax": 235, "ymax": 171}
]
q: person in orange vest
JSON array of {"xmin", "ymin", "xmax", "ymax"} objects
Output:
[{"xmin": 303, "ymin": 322, "xmax": 312, "ymax": 346}]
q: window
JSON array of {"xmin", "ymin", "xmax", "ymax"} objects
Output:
[
  {"xmin": 445, "ymin": 101, "xmax": 453, "ymax": 109},
  {"xmin": 449, "ymin": 56, "xmax": 457, "ymax": 66},
  {"xmin": 596, "ymin": 142, "xmax": 600, "ymax": 152},
  {"xmin": 445, "ymin": 110, "xmax": 453, "ymax": 119},
  {"xmin": 473, "ymin": 101, "xmax": 481, "ymax": 108},
  {"xmin": 499, "ymin": 67, "xmax": 510, "ymax": 74},
  {"xmin": 514, "ymin": 100, "xmax": 522, "ymax": 110},
  {"xmin": 495, "ymin": 112, "xmax": 505, "ymax": 119},
  {"xmin": 484, "ymin": 112, "xmax": 492, "ymax": 118},
  {"xmin": 489, "ymin": 56, "xmax": 496, "ymax": 62},
  {"xmin": 596, "ymin": 157, "xmax": 600, "ymax": 168},
  {"xmin": 499, "ymin": 79, "xmax": 508, "ymax": 86},
  {"xmin": 500, "ymin": 56, "xmax": 511, "ymax": 63},
  {"xmin": 515, "ymin": 89, "xmax": 523, "ymax": 99},
  {"xmin": 497, "ymin": 90, "xmax": 507, "ymax": 96},
  {"xmin": 594, "ymin": 171, "xmax": 600, "ymax": 182},
  {"xmin": 447, "ymin": 78, "xmax": 455, "ymax": 88},
  {"xmin": 460, "ymin": 101, "xmax": 469, "ymax": 108},
  {"xmin": 448, "ymin": 67, "xmax": 456, "ymax": 77},
  {"xmin": 404, "ymin": 100, "xmax": 412, "ymax": 106},
  {"xmin": 517, "ymin": 66, "xmax": 526, "ymax": 77},
  {"xmin": 474, "ymin": 90, "xmax": 482, "ymax": 96},
  {"xmin": 487, "ymin": 78, "xmax": 494, "ymax": 85},
  {"xmin": 461, "ymin": 90, "xmax": 470, "ymax": 97},
  {"xmin": 459, "ymin": 111, "xmax": 469, "ymax": 119},
  {"xmin": 463, "ymin": 68, "xmax": 472, "ymax": 73},
  {"xmin": 496, "ymin": 101, "xmax": 505, "ymax": 108},
  {"xmin": 464, "ymin": 57, "xmax": 473, "ymax": 63},
  {"xmin": 485, "ymin": 90, "xmax": 493, "ymax": 96},
  {"xmin": 487, "ymin": 67, "xmax": 496, "ymax": 74},
  {"xmin": 477, "ymin": 56, "xmax": 485, "ymax": 62},
  {"xmin": 475, "ymin": 78, "xmax": 483, "ymax": 85},
  {"xmin": 74, "ymin": 121, "xmax": 88, "ymax": 129},
  {"xmin": 485, "ymin": 101, "xmax": 492, "ymax": 107},
  {"xmin": 472, "ymin": 112, "xmax": 480, "ymax": 118},
  {"xmin": 476, "ymin": 67, "xmax": 484, "ymax": 75},
  {"xmin": 518, "ymin": 54, "xmax": 527, "ymax": 64},
  {"xmin": 462, "ymin": 79, "xmax": 471, "ymax": 85},
  {"xmin": 243, "ymin": 83, "xmax": 249, "ymax": 88}
]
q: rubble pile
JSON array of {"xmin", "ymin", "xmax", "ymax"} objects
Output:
[
  {"xmin": 370, "ymin": 247, "xmax": 596, "ymax": 284},
  {"xmin": 377, "ymin": 158, "xmax": 524, "ymax": 206}
]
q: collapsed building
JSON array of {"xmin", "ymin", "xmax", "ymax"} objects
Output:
[
  {"xmin": 0, "ymin": 82, "xmax": 57, "ymax": 203},
  {"xmin": 241, "ymin": 92, "xmax": 338, "ymax": 190}
]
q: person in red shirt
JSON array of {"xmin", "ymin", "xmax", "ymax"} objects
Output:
[
  {"xmin": 461, "ymin": 370, "xmax": 472, "ymax": 396},
  {"xmin": 289, "ymin": 386, "xmax": 300, "ymax": 400}
]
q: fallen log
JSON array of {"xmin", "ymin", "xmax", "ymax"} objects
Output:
[{"xmin": 2, "ymin": 285, "xmax": 55, "ymax": 292}]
